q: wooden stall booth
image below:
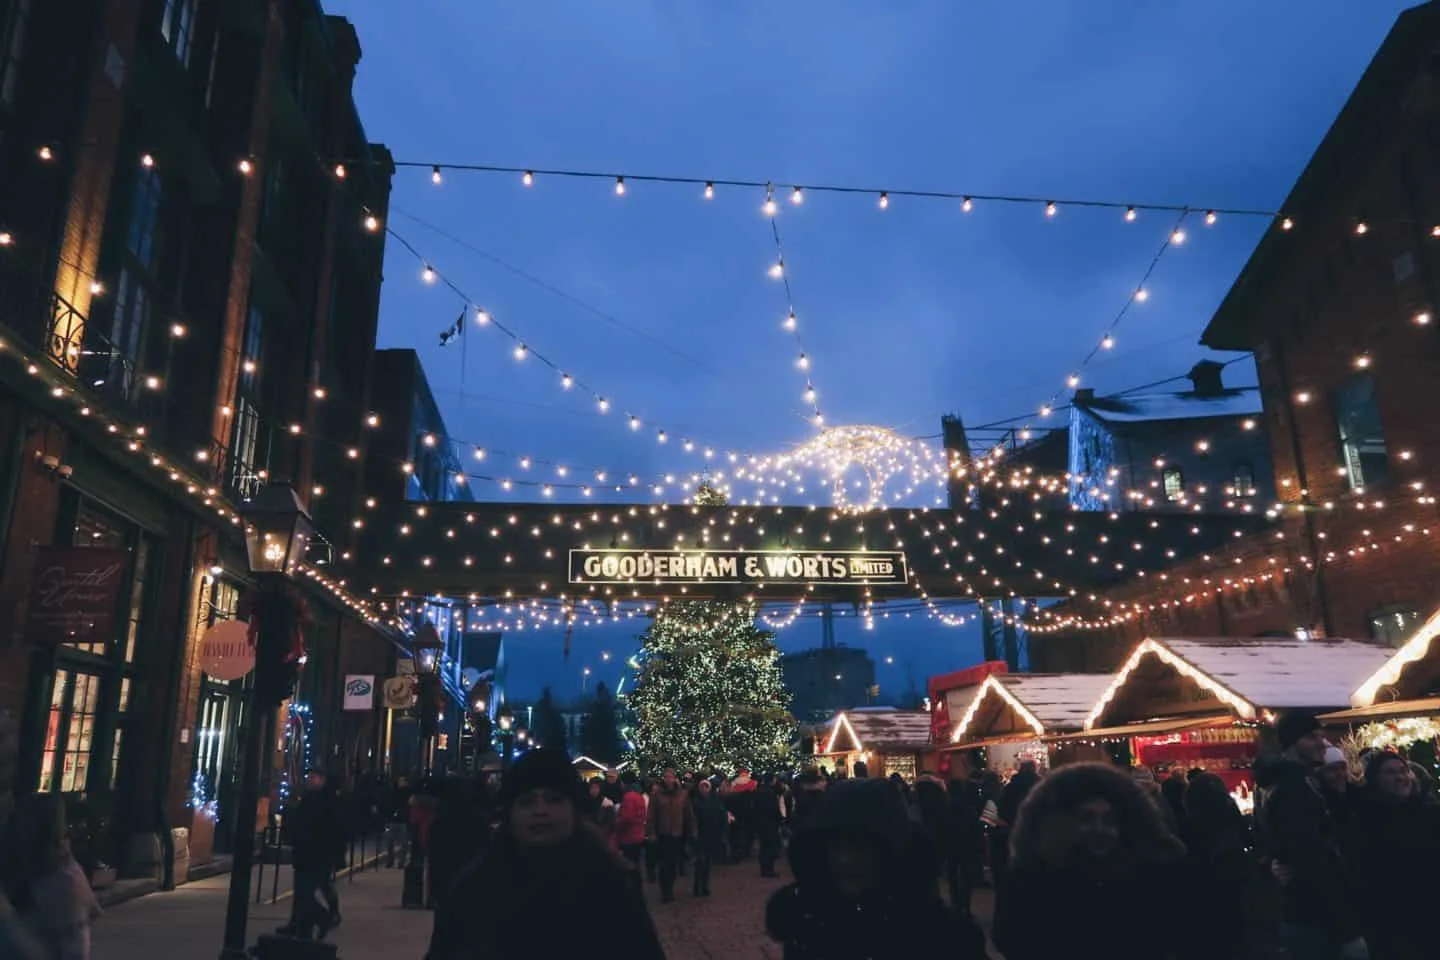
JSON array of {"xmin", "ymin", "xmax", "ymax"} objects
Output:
[
  {"xmin": 817, "ymin": 708, "xmax": 932, "ymax": 781},
  {"xmin": 1321, "ymin": 606, "xmax": 1440, "ymax": 751},
  {"xmin": 1065, "ymin": 636, "xmax": 1392, "ymax": 811},
  {"xmin": 572, "ymin": 755, "xmax": 612, "ymax": 782},
  {"xmin": 946, "ymin": 673, "xmax": 1114, "ymax": 774}
]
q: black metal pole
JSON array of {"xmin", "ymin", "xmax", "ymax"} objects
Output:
[{"xmin": 219, "ymin": 581, "xmax": 287, "ymax": 959}]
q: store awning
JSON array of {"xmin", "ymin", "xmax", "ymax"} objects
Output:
[
  {"xmin": 1045, "ymin": 715, "xmax": 1229, "ymax": 743},
  {"xmin": 1319, "ymin": 698, "xmax": 1440, "ymax": 723}
]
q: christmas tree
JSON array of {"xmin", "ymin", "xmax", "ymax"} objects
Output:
[{"xmin": 628, "ymin": 483, "xmax": 796, "ymax": 774}]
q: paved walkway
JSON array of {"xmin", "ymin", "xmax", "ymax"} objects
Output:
[{"xmin": 92, "ymin": 858, "xmax": 997, "ymax": 959}]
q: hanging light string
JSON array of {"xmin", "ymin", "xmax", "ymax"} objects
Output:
[{"xmin": 763, "ymin": 192, "xmax": 825, "ymax": 427}]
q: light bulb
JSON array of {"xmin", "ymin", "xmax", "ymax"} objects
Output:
[
  {"xmin": 1040, "ymin": 405, "xmax": 1053, "ymax": 417},
  {"xmin": 629, "ymin": 415, "xmax": 640, "ymax": 431},
  {"xmin": 791, "ymin": 186, "xmax": 803, "ymax": 205},
  {"xmin": 878, "ymin": 192, "xmax": 889, "ymax": 209},
  {"xmin": 236, "ymin": 157, "xmax": 253, "ymax": 176},
  {"xmin": 89, "ymin": 280, "xmax": 104, "ymax": 295},
  {"xmin": 522, "ymin": 170, "xmax": 534, "ymax": 186},
  {"xmin": 1171, "ymin": 229, "xmax": 1186, "ymax": 245},
  {"xmin": 1354, "ymin": 221, "xmax": 1368, "ymax": 236},
  {"xmin": 1101, "ymin": 335, "xmax": 1115, "ymax": 349},
  {"xmin": 560, "ymin": 373, "xmax": 573, "ymax": 389},
  {"xmin": 1134, "ymin": 288, "xmax": 1149, "ymax": 302},
  {"xmin": 473, "ymin": 447, "xmax": 486, "ymax": 460},
  {"xmin": 0, "ymin": 231, "xmax": 11, "ymax": 246},
  {"xmin": 797, "ymin": 353, "xmax": 809, "ymax": 369},
  {"xmin": 141, "ymin": 153, "xmax": 155, "ymax": 169},
  {"xmin": 37, "ymin": 145, "xmax": 53, "ymax": 161},
  {"xmin": 1205, "ymin": 210, "xmax": 1217, "ymax": 226},
  {"xmin": 784, "ymin": 311, "xmax": 797, "ymax": 330},
  {"xmin": 703, "ymin": 182, "xmax": 714, "ymax": 200},
  {"xmin": 1124, "ymin": 206, "xmax": 1137, "ymax": 222},
  {"xmin": 598, "ymin": 398, "xmax": 610, "ymax": 413},
  {"xmin": 513, "ymin": 343, "xmax": 528, "ymax": 360},
  {"xmin": 475, "ymin": 308, "xmax": 490, "ymax": 325},
  {"xmin": 805, "ymin": 387, "xmax": 817, "ymax": 404},
  {"xmin": 769, "ymin": 261, "xmax": 784, "ymax": 279},
  {"xmin": 363, "ymin": 214, "xmax": 380, "ymax": 232},
  {"xmin": 1067, "ymin": 374, "xmax": 1080, "ymax": 388},
  {"xmin": 657, "ymin": 430, "xmax": 667, "ymax": 444},
  {"xmin": 962, "ymin": 196, "xmax": 973, "ymax": 213},
  {"xmin": 334, "ymin": 164, "xmax": 347, "ymax": 179},
  {"xmin": 431, "ymin": 165, "xmax": 443, "ymax": 185},
  {"xmin": 763, "ymin": 191, "xmax": 777, "ymax": 216},
  {"xmin": 614, "ymin": 176, "xmax": 626, "ymax": 196},
  {"xmin": 1415, "ymin": 311, "xmax": 1432, "ymax": 326},
  {"xmin": 1045, "ymin": 201, "xmax": 1057, "ymax": 217},
  {"xmin": 422, "ymin": 265, "xmax": 436, "ymax": 284},
  {"xmin": 1281, "ymin": 217, "xmax": 1294, "ymax": 231}
]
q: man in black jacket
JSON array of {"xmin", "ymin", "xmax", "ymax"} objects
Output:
[{"xmin": 1257, "ymin": 712, "xmax": 1367, "ymax": 960}]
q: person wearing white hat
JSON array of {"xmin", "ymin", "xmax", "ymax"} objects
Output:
[{"xmin": 1315, "ymin": 745, "xmax": 1353, "ymax": 820}]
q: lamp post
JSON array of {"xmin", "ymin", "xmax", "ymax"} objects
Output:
[
  {"xmin": 402, "ymin": 623, "xmax": 444, "ymax": 910},
  {"xmin": 220, "ymin": 483, "xmax": 313, "ymax": 960}
]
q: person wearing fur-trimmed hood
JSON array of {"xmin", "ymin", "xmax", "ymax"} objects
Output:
[{"xmin": 993, "ymin": 762, "xmax": 1202, "ymax": 960}]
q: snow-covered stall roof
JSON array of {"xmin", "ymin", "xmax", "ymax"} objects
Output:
[
  {"xmin": 1087, "ymin": 637, "xmax": 1393, "ymax": 730},
  {"xmin": 822, "ymin": 708, "xmax": 932, "ymax": 753},
  {"xmin": 951, "ymin": 673, "xmax": 1113, "ymax": 742},
  {"xmin": 1353, "ymin": 605, "xmax": 1440, "ymax": 707},
  {"xmin": 1078, "ymin": 389, "xmax": 1260, "ymax": 425}
]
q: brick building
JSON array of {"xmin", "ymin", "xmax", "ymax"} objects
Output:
[
  {"xmin": 0, "ymin": 0, "xmax": 396, "ymax": 886},
  {"xmin": 1031, "ymin": 1, "xmax": 1440, "ymax": 673}
]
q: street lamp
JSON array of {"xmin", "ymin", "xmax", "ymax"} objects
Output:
[
  {"xmin": 221, "ymin": 483, "xmax": 313, "ymax": 960},
  {"xmin": 412, "ymin": 621, "xmax": 443, "ymax": 676}
]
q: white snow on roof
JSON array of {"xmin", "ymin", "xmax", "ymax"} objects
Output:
[
  {"xmin": 998, "ymin": 674, "xmax": 1115, "ymax": 729},
  {"xmin": 1156, "ymin": 637, "xmax": 1394, "ymax": 710},
  {"xmin": 1079, "ymin": 389, "xmax": 1261, "ymax": 425},
  {"xmin": 1353, "ymin": 604, "xmax": 1440, "ymax": 706},
  {"xmin": 836, "ymin": 709, "xmax": 932, "ymax": 749}
]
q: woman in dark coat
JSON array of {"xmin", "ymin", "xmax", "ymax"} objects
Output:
[
  {"xmin": 766, "ymin": 779, "xmax": 986, "ymax": 960},
  {"xmin": 690, "ymin": 779, "xmax": 728, "ymax": 896},
  {"xmin": 993, "ymin": 762, "xmax": 1200, "ymax": 960},
  {"xmin": 1181, "ymin": 773, "xmax": 1252, "ymax": 959},
  {"xmin": 426, "ymin": 750, "xmax": 664, "ymax": 960}
]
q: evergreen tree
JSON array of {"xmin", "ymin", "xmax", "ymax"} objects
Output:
[
  {"xmin": 534, "ymin": 687, "xmax": 569, "ymax": 751},
  {"xmin": 580, "ymin": 681, "xmax": 622, "ymax": 765},
  {"xmin": 628, "ymin": 481, "xmax": 795, "ymax": 773}
]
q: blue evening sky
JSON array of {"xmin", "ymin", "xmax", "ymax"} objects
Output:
[{"xmin": 327, "ymin": 1, "xmax": 1413, "ymax": 702}]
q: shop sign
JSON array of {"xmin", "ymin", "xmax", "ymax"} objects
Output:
[
  {"xmin": 343, "ymin": 675, "xmax": 375, "ymax": 711},
  {"xmin": 569, "ymin": 549, "xmax": 909, "ymax": 586},
  {"xmin": 25, "ymin": 546, "xmax": 129, "ymax": 645},
  {"xmin": 198, "ymin": 620, "xmax": 256, "ymax": 682},
  {"xmin": 383, "ymin": 676, "xmax": 416, "ymax": 710}
]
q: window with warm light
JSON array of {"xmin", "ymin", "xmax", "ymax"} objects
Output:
[
  {"xmin": 1162, "ymin": 467, "xmax": 1185, "ymax": 502},
  {"xmin": 1333, "ymin": 374, "xmax": 1388, "ymax": 490},
  {"xmin": 1232, "ymin": 462, "xmax": 1257, "ymax": 498}
]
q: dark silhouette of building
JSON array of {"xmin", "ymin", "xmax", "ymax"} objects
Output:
[
  {"xmin": 364, "ymin": 348, "xmax": 474, "ymax": 504},
  {"xmin": 782, "ymin": 647, "xmax": 877, "ymax": 724}
]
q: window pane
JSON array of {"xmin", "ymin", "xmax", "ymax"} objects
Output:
[
  {"xmin": 1163, "ymin": 469, "xmax": 1184, "ymax": 502},
  {"xmin": 1233, "ymin": 463, "xmax": 1256, "ymax": 498},
  {"xmin": 1369, "ymin": 607, "xmax": 1419, "ymax": 647},
  {"xmin": 39, "ymin": 669, "xmax": 69, "ymax": 791},
  {"xmin": 1334, "ymin": 375, "xmax": 1388, "ymax": 489}
]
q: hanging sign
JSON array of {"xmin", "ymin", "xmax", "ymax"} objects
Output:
[
  {"xmin": 199, "ymin": 619, "xmax": 256, "ymax": 682},
  {"xmin": 569, "ymin": 549, "xmax": 909, "ymax": 586},
  {"xmin": 343, "ymin": 675, "xmax": 375, "ymax": 711},
  {"xmin": 383, "ymin": 676, "xmax": 416, "ymax": 710},
  {"xmin": 25, "ymin": 547, "xmax": 129, "ymax": 645}
]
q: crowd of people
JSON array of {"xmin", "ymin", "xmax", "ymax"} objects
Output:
[{"xmin": 1, "ymin": 707, "xmax": 1438, "ymax": 959}]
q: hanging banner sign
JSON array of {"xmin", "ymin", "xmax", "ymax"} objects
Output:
[
  {"xmin": 25, "ymin": 547, "xmax": 129, "ymax": 645},
  {"xmin": 569, "ymin": 549, "xmax": 909, "ymax": 586},
  {"xmin": 383, "ymin": 676, "xmax": 416, "ymax": 710},
  {"xmin": 198, "ymin": 619, "xmax": 256, "ymax": 682},
  {"xmin": 343, "ymin": 675, "xmax": 375, "ymax": 711}
]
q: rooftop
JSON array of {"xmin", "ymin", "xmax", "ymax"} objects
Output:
[
  {"xmin": 822, "ymin": 708, "xmax": 932, "ymax": 752},
  {"xmin": 1075, "ymin": 388, "xmax": 1261, "ymax": 425}
]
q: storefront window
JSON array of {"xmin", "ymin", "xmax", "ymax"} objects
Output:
[{"xmin": 38, "ymin": 670, "xmax": 102, "ymax": 793}]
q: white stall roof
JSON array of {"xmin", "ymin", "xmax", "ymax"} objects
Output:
[
  {"xmin": 823, "ymin": 708, "xmax": 932, "ymax": 753},
  {"xmin": 998, "ymin": 674, "xmax": 1116, "ymax": 729},
  {"xmin": 1088, "ymin": 637, "xmax": 1394, "ymax": 729}
]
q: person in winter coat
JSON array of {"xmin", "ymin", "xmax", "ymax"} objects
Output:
[
  {"xmin": 1341, "ymin": 752, "xmax": 1440, "ymax": 960},
  {"xmin": 1255, "ymin": 712, "xmax": 1366, "ymax": 960},
  {"xmin": 944, "ymin": 776, "xmax": 983, "ymax": 914},
  {"xmin": 280, "ymin": 770, "xmax": 347, "ymax": 939},
  {"xmin": 753, "ymin": 778, "xmax": 786, "ymax": 878},
  {"xmin": 691, "ymin": 780, "xmax": 728, "ymax": 896},
  {"xmin": 991, "ymin": 760, "xmax": 1039, "ymax": 885},
  {"xmin": 646, "ymin": 767, "xmax": 696, "ymax": 903},
  {"xmin": 426, "ymin": 780, "xmax": 491, "ymax": 910},
  {"xmin": 614, "ymin": 783, "xmax": 649, "ymax": 890},
  {"xmin": 425, "ymin": 749, "xmax": 664, "ymax": 960},
  {"xmin": 1181, "ymin": 773, "xmax": 1252, "ymax": 959},
  {"xmin": 993, "ymin": 762, "xmax": 1199, "ymax": 960},
  {"xmin": 765, "ymin": 779, "xmax": 986, "ymax": 960},
  {"xmin": 0, "ymin": 792, "xmax": 101, "ymax": 960}
]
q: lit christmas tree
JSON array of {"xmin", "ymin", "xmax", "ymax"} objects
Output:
[{"xmin": 628, "ymin": 482, "xmax": 796, "ymax": 774}]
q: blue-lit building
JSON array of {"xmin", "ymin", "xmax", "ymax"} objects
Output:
[{"xmin": 364, "ymin": 348, "xmax": 475, "ymax": 504}]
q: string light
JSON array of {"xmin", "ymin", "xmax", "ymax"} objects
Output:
[
  {"xmin": 961, "ymin": 196, "xmax": 973, "ymax": 213},
  {"xmin": 1170, "ymin": 228, "xmax": 1186, "ymax": 245},
  {"xmin": 878, "ymin": 192, "xmax": 889, "ymax": 210},
  {"xmin": 363, "ymin": 213, "xmax": 380, "ymax": 232},
  {"xmin": 1205, "ymin": 210, "xmax": 1217, "ymax": 226},
  {"xmin": 703, "ymin": 182, "xmax": 714, "ymax": 200},
  {"xmin": 763, "ymin": 187, "xmax": 778, "ymax": 217},
  {"xmin": 1045, "ymin": 201, "xmax": 1057, "ymax": 217},
  {"xmin": 791, "ymin": 186, "xmax": 804, "ymax": 205},
  {"xmin": 1125, "ymin": 206, "xmax": 1137, "ymax": 222},
  {"xmin": 614, "ymin": 176, "xmax": 626, "ymax": 196},
  {"xmin": 522, "ymin": 170, "xmax": 534, "ymax": 186},
  {"xmin": 37, "ymin": 145, "xmax": 53, "ymax": 161},
  {"xmin": 141, "ymin": 153, "xmax": 155, "ymax": 169},
  {"xmin": 431, "ymin": 165, "xmax": 443, "ymax": 185},
  {"xmin": 422, "ymin": 265, "xmax": 436, "ymax": 284}
]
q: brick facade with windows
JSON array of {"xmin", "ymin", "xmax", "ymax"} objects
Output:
[
  {"xmin": 1031, "ymin": 2, "xmax": 1440, "ymax": 673},
  {"xmin": 0, "ymin": 0, "xmax": 395, "ymax": 888}
]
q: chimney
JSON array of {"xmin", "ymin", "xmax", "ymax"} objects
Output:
[{"xmin": 1186, "ymin": 360, "xmax": 1225, "ymax": 397}]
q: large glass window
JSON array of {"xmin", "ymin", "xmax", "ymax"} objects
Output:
[
  {"xmin": 0, "ymin": 0, "xmax": 32, "ymax": 109},
  {"xmin": 160, "ymin": 0, "xmax": 198, "ymax": 67},
  {"xmin": 39, "ymin": 669, "xmax": 103, "ymax": 794},
  {"xmin": 1369, "ymin": 605, "xmax": 1420, "ymax": 648},
  {"xmin": 1334, "ymin": 374, "xmax": 1388, "ymax": 490},
  {"xmin": 1163, "ymin": 468, "xmax": 1185, "ymax": 502}
]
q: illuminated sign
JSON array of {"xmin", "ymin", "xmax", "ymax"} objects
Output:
[{"xmin": 568, "ymin": 549, "xmax": 909, "ymax": 586}]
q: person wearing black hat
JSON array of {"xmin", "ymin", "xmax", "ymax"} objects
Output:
[
  {"xmin": 1254, "ymin": 711, "xmax": 1367, "ymax": 960},
  {"xmin": 425, "ymin": 749, "xmax": 665, "ymax": 960}
]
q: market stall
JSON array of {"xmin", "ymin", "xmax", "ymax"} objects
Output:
[
  {"xmin": 947, "ymin": 673, "xmax": 1114, "ymax": 774},
  {"xmin": 1320, "ymin": 606, "xmax": 1440, "ymax": 752},
  {"xmin": 1068, "ymin": 636, "xmax": 1392, "ymax": 806},
  {"xmin": 816, "ymin": 707, "xmax": 932, "ymax": 780},
  {"xmin": 572, "ymin": 755, "xmax": 612, "ymax": 781}
]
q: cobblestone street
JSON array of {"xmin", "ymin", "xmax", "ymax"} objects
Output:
[{"xmin": 90, "ymin": 856, "xmax": 995, "ymax": 958}]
